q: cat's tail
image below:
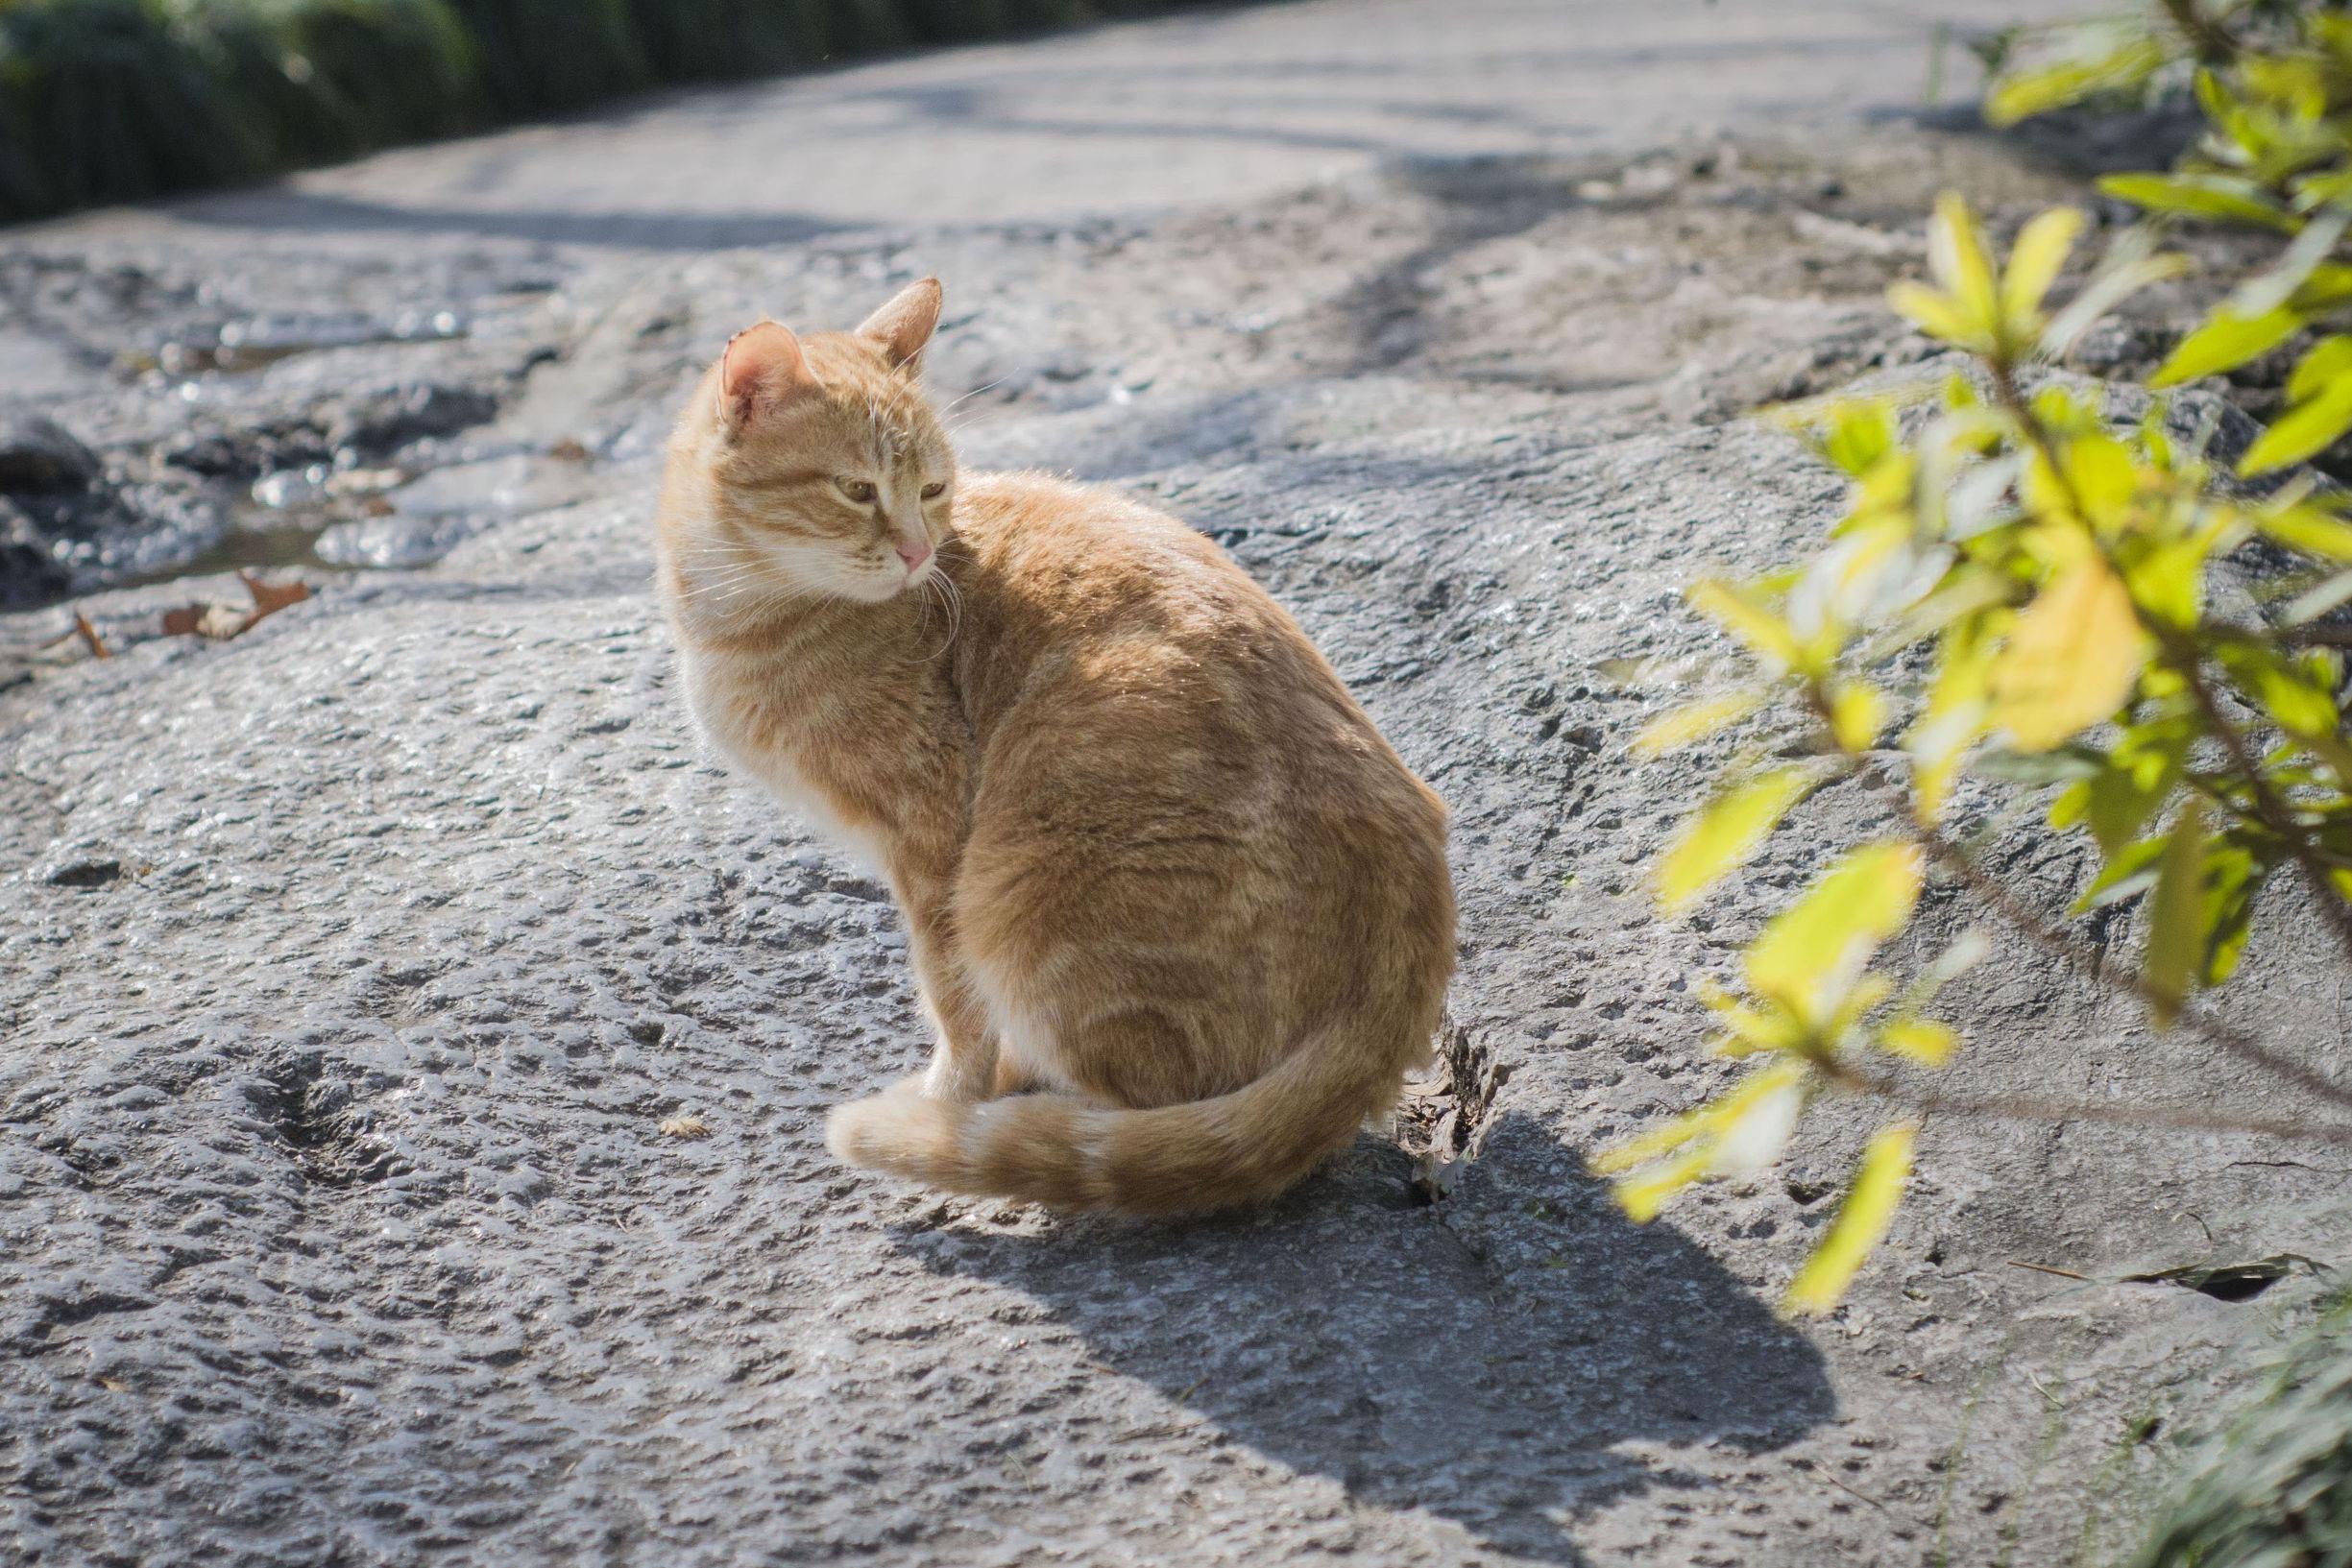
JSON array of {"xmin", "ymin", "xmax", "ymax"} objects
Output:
[{"xmin": 822, "ymin": 1019, "xmax": 1422, "ymax": 1216}]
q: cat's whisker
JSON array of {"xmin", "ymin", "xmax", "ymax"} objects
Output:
[{"xmin": 934, "ymin": 375, "xmax": 1009, "ymax": 422}]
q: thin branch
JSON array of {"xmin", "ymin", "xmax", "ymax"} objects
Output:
[
  {"xmin": 1825, "ymin": 1058, "xmax": 2352, "ymax": 1147},
  {"xmin": 1859, "ymin": 759, "xmax": 2352, "ymax": 1114},
  {"xmin": 2280, "ymin": 623, "xmax": 2352, "ymax": 649}
]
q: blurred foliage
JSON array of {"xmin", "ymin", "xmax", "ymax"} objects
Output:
[
  {"xmin": 447, "ymin": 0, "xmax": 645, "ymax": 118},
  {"xmin": 2134, "ymin": 1290, "xmax": 2352, "ymax": 1568},
  {"xmin": 1612, "ymin": 0, "xmax": 2352, "ymax": 1322},
  {"xmin": 0, "ymin": 0, "xmax": 1214, "ymax": 220}
]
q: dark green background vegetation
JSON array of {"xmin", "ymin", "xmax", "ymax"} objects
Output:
[{"xmin": 0, "ymin": 0, "xmax": 1212, "ymax": 222}]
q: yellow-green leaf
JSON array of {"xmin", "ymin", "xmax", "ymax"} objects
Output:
[
  {"xmin": 2257, "ymin": 499, "xmax": 2352, "ymax": 562},
  {"xmin": 1983, "ymin": 36, "xmax": 2165, "ymax": 128},
  {"xmin": 1745, "ymin": 842, "xmax": 1923, "ymax": 1026},
  {"xmin": 2144, "ymin": 799, "xmax": 2208, "ymax": 1029},
  {"xmin": 1633, "ymin": 690, "xmax": 1764, "ymax": 759},
  {"xmin": 2286, "ymin": 335, "xmax": 2352, "ymax": 403},
  {"xmin": 1783, "ymin": 1123, "xmax": 1917, "ymax": 1317},
  {"xmin": 1879, "ymin": 1019, "xmax": 1959, "ymax": 1066},
  {"xmin": 1888, "ymin": 282, "xmax": 1987, "ymax": 350},
  {"xmin": 1928, "ymin": 194, "xmax": 2000, "ymax": 332},
  {"xmin": 1907, "ymin": 628, "xmax": 1997, "ymax": 823},
  {"xmin": 2151, "ymin": 306, "xmax": 2302, "ymax": 387},
  {"xmin": 1688, "ymin": 578, "xmax": 1803, "ymax": 670},
  {"xmin": 2000, "ymin": 207, "xmax": 2084, "ymax": 326},
  {"xmin": 1828, "ymin": 682, "xmax": 1889, "ymax": 754},
  {"xmin": 1989, "ymin": 559, "xmax": 2149, "ymax": 752},
  {"xmin": 2060, "ymin": 432, "xmax": 2138, "ymax": 532},
  {"xmin": 2242, "ymin": 381, "xmax": 2352, "ymax": 475},
  {"xmin": 2097, "ymin": 173, "xmax": 2298, "ymax": 232},
  {"xmin": 1612, "ymin": 1143, "xmax": 1714, "ymax": 1224},
  {"xmin": 1589, "ymin": 1062, "xmax": 1806, "ymax": 1222},
  {"xmin": 1656, "ymin": 767, "xmax": 1813, "ymax": 913}
]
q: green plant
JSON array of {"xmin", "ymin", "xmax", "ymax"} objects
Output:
[
  {"xmin": 2133, "ymin": 1290, "xmax": 2352, "ymax": 1567},
  {"xmin": 0, "ymin": 1, "xmax": 1223, "ymax": 223},
  {"xmin": 442, "ymin": 0, "xmax": 643, "ymax": 117},
  {"xmin": 0, "ymin": 0, "xmax": 264, "ymax": 215},
  {"xmin": 1605, "ymin": 1, "xmax": 2352, "ymax": 1319},
  {"xmin": 626, "ymin": 0, "xmax": 823, "ymax": 80}
]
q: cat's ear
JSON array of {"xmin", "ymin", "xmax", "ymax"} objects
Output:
[
  {"xmin": 855, "ymin": 277, "xmax": 942, "ymax": 372},
  {"xmin": 720, "ymin": 321, "xmax": 819, "ymax": 429}
]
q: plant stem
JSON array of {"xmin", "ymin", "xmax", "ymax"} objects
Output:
[
  {"xmin": 1859, "ymin": 759, "xmax": 2352, "ymax": 1114},
  {"xmin": 1825, "ymin": 1057, "xmax": 2352, "ymax": 1147},
  {"xmin": 2281, "ymin": 623, "xmax": 2352, "ymax": 649}
]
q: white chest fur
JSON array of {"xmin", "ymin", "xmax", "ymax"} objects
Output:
[{"xmin": 677, "ymin": 643, "xmax": 888, "ymax": 875}]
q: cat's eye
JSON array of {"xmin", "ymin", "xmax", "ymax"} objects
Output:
[
  {"xmin": 920, "ymin": 482, "xmax": 946, "ymax": 500},
  {"xmin": 837, "ymin": 477, "xmax": 878, "ymax": 504}
]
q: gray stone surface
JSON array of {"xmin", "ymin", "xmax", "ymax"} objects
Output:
[{"xmin": 5, "ymin": 4, "xmax": 2350, "ymax": 1566}]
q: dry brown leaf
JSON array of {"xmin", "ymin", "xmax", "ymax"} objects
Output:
[
  {"xmin": 72, "ymin": 610, "xmax": 110, "ymax": 660},
  {"xmin": 238, "ymin": 571, "xmax": 310, "ymax": 619},
  {"xmin": 161, "ymin": 575, "xmax": 310, "ymax": 642},
  {"xmin": 659, "ymin": 1114, "xmax": 713, "ymax": 1140},
  {"xmin": 547, "ymin": 437, "xmax": 591, "ymax": 463}
]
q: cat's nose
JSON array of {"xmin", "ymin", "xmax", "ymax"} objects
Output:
[{"xmin": 896, "ymin": 538, "xmax": 933, "ymax": 572}]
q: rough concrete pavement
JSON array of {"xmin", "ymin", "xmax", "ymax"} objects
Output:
[{"xmin": 7, "ymin": 4, "xmax": 2349, "ymax": 1566}]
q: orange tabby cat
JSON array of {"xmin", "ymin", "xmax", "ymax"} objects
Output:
[{"xmin": 656, "ymin": 278, "xmax": 1455, "ymax": 1214}]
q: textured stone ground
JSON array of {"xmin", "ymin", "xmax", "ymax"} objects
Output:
[{"xmin": 6, "ymin": 4, "xmax": 2351, "ymax": 1566}]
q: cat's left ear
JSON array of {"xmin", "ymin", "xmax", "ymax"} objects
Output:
[{"xmin": 855, "ymin": 277, "xmax": 943, "ymax": 373}]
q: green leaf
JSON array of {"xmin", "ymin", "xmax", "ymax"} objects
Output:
[
  {"xmin": 2097, "ymin": 173, "xmax": 2297, "ymax": 232},
  {"xmin": 2144, "ymin": 800, "xmax": 2209, "ymax": 1028},
  {"xmin": 2049, "ymin": 715, "xmax": 2194, "ymax": 855},
  {"xmin": 2152, "ymin": 305, "xmax": 2302, "ymax": 387},
  {"xmin": 1820, "ymin": 400, "xmax": 1898, "ymax": 477},
  {"xmin": 2227, "ymin": 212, "xmax": 2350, "ymax": 318},
  {"xmin": 1656, "ymin": 767, "xmax": 1814, "ymax": 914},
  {"xmin": 1783, "ymin": 1123, "xmax": 1916, "ymax": 1316},
  {"xmin": 2241, "ymin": 380, "xmax": 2352, "ymax": 474},
  {"xmin": 2198, "ymin": 841, "xmax": 2265, "ymax": 988},
  {"xmin": 1745, "ymin": 842, "xmax": 1923, "ymax": 1026},
  {"xmin": 2073, "ymin": 832, "xmax": 2170, "ymax": 914},
  {"xmin": 2215, "ymin": 642, "xmax": 2352, "ymax": 781},
  {"xmin": 1632, "ymin": 690, "xmax": 1764, "ymax": 759},
  {"xmin": 1976, "ymin": 746, "xmax": 2106, "ymax": 785}
]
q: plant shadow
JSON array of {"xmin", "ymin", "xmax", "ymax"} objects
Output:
[{"xmin": 889, "ymin": 1110, "xmax": 1833, "ymax": 1564}]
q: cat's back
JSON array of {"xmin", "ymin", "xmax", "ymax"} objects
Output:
[
  {"xmin": 947, "ymin": 470, "xmax": 1442, "ymax": 833},
  {"xmin": 949, "ymin": 470, "xmax": 1336, "ymax": 715}
]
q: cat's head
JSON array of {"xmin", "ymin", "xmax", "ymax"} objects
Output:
[{"xmin": 665, "ymin": 278, "xmax": 954, "ymax": 607}]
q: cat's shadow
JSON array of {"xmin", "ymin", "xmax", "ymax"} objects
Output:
[{"xmin": 888, "ymin": 1110, "xmax": 1834, "ymax": 1565}]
